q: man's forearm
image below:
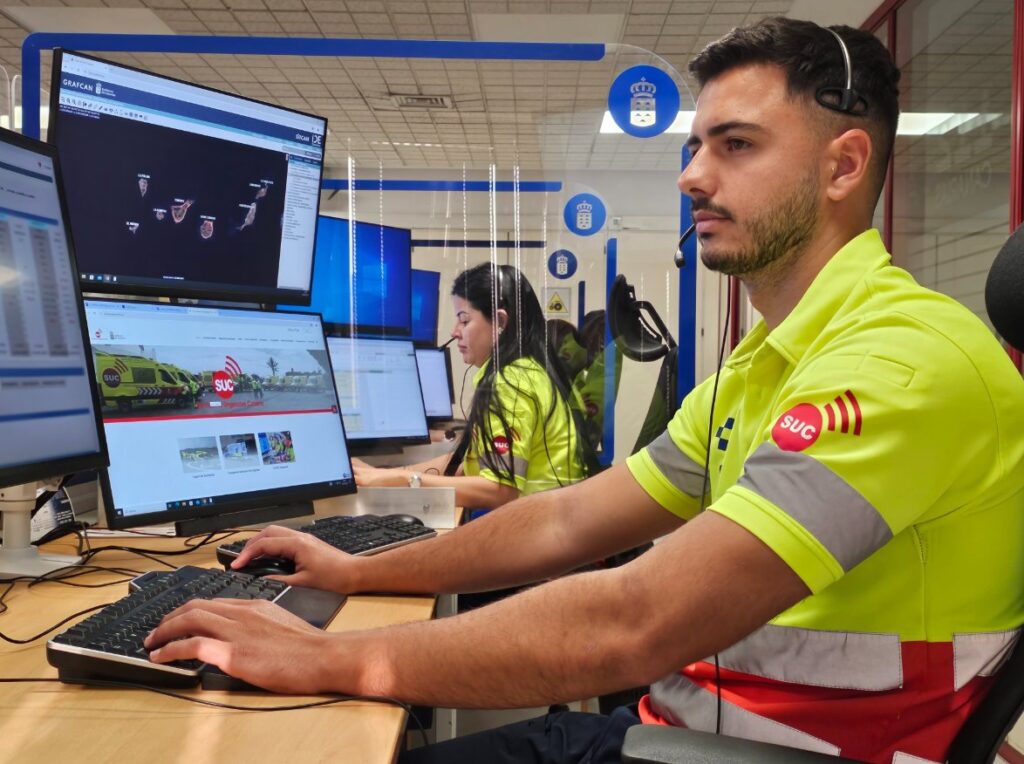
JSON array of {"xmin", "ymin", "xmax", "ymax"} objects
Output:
[
  {"xmin": 332, "ymin": 566, "xmax": 654, "ymax": 707},
  {"xmin": 326, "ymin": 511, "xmax": 810, "ymax": 709}
]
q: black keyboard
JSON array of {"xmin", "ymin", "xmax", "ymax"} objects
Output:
[
  {"xmin": 215, "ymin": 514, "xmax": 437, "ymax": 567},
  {"xmin": 47, "ymin": 565, "xmax": 346, "ymax": 688}
]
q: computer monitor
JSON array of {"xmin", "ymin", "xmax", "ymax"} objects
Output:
[
  {"xmin": 415, "ymin": 347, "xmax": 455, "ymax": 422},
  {"xmin": 410, "ymin": 269, "xmax": 442, "ymax": 346},
  {"xmin": 48, "ymin": 49, "xmax": 326, "ymax": 305},
  {"xmin": 0, "ymin": 128, "xmax": 108, "ymax": 576},
  {"xmin": 327, "ymin": 336, "xmax": 429, "ymax": 453},
  {"xmin": 83, "ymin": 300, "xmax": 355, "ymax": 534},
  {"xmin": 282, "ymin": 215, "xmax": 412, "ymax": 336}
]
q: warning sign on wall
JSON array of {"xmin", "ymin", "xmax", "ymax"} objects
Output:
[{"xmin": 544, "ymin": 287, "xmax": 571, "ymax": 317}]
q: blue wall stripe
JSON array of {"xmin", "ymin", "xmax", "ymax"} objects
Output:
[
  {"xmin": 412, "ymin": 239, "xmax": 546, "ymax": 249},
  {"xmin": 22, "ymin": 33, "xmax": 603, "ymax": 138},
  {"xmin": 677, "ymin": 146, "xmax": 696, "ymax": 403},
  {"xmin": 577, "ymin": 280, "xmax": 586, "ymax": 327},
  {"xmin": 323, "ymin": 179, "xmax": 562, "ymax": 192}
]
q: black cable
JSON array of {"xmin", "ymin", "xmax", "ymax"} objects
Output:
[
  {"xmin": 0, "ymin": 601, "xmax": 112, "ymax": 644},
  {"xmin": 697, "ymin": 282, "xmax": 733, "ymax": 736},
  {"xmin": 458, "ymin": 364, "xmax": 472, "ymax": 419},
  {"xmin": 0, "ymin": 676, "xmax": 430, "ymax": 747}
]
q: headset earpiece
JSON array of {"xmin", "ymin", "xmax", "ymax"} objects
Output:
[{"xmin": 815, "ymin": 28, "xmax": 869, "ymax": 116}]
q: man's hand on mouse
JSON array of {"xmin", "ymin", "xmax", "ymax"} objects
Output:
[
  {"xmin": 144, "ymin": 598, "xmax": 333, "ymax": 694},
  {"xmin": 232, "ymin": 525, "xmax": 362, "ymax": 593}
]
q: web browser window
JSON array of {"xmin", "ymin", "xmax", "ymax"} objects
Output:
[
  {"xmin": 328, "ymin": 336, "xmax": 428, "ymax": 442},
  {"xmin": 84, "ymin": 301, "xmax": 351, "ymax": 521},
  {"xmin": 53, "ymin": 51, "xmax": 326, "ymax": 302}
]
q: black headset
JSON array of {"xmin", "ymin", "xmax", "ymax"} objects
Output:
[{"xmin": 815, "ymin": 27, "xmax": 869, "ymax": 117}]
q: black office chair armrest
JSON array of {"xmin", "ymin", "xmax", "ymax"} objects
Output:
[{"xmin": 621, "ymin": 725, "xmax": 861, "ymax": 764}]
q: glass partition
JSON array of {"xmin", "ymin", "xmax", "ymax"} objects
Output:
[{"xmin": 56, "ymin": 43, "xmax": 695, "ymax": 468}]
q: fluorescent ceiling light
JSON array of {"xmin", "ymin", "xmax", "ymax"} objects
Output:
[
  {"xmin": 600, "ymin": 110, "xmax": 694, "ymax": 134},
  {"xmin": 473, "ymin": 13, "xmax": 624, "ymax": 43},
  {"xmin": 897, "ymin": 112, "xmax": 1001, "ymax": 136},
  {"xmin": 1, "ymin": 7, "xmax": 174, "ymax": 34}
]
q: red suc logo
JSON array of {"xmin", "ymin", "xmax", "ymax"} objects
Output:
[
  {"xmin": 102, "ymin": 368, "xmax": 121, "ymax": 388},
  {"xmin": 771, "ymin": 403, "xmax": 822, "ymax": 452},
  {"xmin": 212, "ymin": 370, "xmax": 235, "ymax": 400},
  {"xmin": 492, "ymin": 435, "xmax": 510, "ymax": 454}
]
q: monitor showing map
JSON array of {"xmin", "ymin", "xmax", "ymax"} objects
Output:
[{"xmin": 49, "ymin": 50, "xmax": 327, "ymax": 305}]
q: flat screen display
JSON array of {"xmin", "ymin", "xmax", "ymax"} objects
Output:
[
  {"xmin": 281, "ymin": 215, "xmax": 411, "ymax": 335},
  {"xmin": 415, "ymin": 347, "xmax": 454, "ymax": 421},
  {"xmin": 49, "ymin": 50, "xmax": 326, "ymax": 304},
  {"xmin": 410, "ymin": 269, "xmax": 441, "ymax": 346},
  {"xmin": 84, "ymin": 300, "xmax": 354, "ymax": 528},
  {"xmin": 0, "ymin": 130, "xmax": 106, "ymax": 489},
  {"xmin": 327, "ymin": 336, "xmax": 428, "ymax": 445}
]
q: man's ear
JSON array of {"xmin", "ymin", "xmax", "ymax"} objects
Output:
[{"xmin": 826, "ymin": 128, "xmax": 872, "ymax": 203}]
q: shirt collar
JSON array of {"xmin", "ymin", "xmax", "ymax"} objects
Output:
[{"xmin": 727, "ymin": 228, "xmax": 891, "ymax": 369}]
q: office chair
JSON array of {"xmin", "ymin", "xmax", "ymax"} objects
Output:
[
  {"xmin": 621, "ymin": 224, "xmax": 1024, "ymax": 764},
  {"xmin": 607, "ymin": 274, "xmax": 679, "ymax": 454}
]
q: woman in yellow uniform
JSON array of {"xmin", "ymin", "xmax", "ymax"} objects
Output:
[{"xmin": 353, "ymin": 262, "xmax": 597, "ymax": 509}]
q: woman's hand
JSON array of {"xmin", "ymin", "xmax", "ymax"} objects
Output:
[{"xmin": 353, "ymin": 462, "xmax": 410, "ymax": 488}]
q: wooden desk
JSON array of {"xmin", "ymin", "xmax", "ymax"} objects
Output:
[{"xmin": 0, "ymin": 532, "xmax": 435, "ymax": 764}]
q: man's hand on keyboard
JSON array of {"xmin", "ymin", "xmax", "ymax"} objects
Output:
[
  {"xmin": 233, "ymin": 525, "xmax": 359, "ymax": 593},
  {"xmin": 144, "ymin": 598, "xmax": 331, "ymax": 694}
]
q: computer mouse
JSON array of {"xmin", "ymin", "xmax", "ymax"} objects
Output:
[
  {"xmin": 234, "ymin": 556, "xmax": 296, "ymax": 577},
  {"xmin": 387, "ymin": 513, "xmax": 424, "ymax": 526}
]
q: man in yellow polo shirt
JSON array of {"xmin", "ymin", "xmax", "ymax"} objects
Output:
[{"xmin": 147, "ymin": 17, "xmax": 1024, "ymax": 764}]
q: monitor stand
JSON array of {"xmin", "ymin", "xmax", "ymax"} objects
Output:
[
  {"xmin": 0, "ymin": 481, "xmax": 83, "ymax": 578},
  {"xmin": 173, "ymin": 501, "xmax": 313, "ymax": 536}
]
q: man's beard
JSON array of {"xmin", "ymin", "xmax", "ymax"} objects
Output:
[{"xmin": 699, "ymin": 170, "xmax": 820, "ymax": 278}]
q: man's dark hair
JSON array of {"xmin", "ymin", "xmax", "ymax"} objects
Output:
[{"xmin": 689, "ymin": 17, "xmax": 901, "ymax": 207}]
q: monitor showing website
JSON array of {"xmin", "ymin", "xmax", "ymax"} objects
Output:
[
  {"xmin": 327, "ymin": 336, "xmax": 428, "ymax": 444},
  {"xmin": 281, "ymin": 215, "xmax": 412, "ymax": 335},
  {"xmin": 415, "ymin": 348, "xmax": 454, "ymax": 420},
  {"xmin": 0, "ymin": 135, "xmax": 105, "ymax": 485},
  {"xmin": 84, "ymin": 301, "xmax": 353, "ymax": 527},
  {"xmin": 50, "ymin": 50, "xmax": 326, "ymax": 304}
]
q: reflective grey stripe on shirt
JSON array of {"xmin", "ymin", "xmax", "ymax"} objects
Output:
[
  {"xmin": 737, "ymin": 443, "xmax": 893, "ymax": 571},
  {"xmin": 649, "ymin": 672, "xmax": 841, "ymax": 755},
  {"xmin": 646, "ymin": 429, "xmax": 709, "ymax": 499},
  {"xmin": 711, "ymin": 623, "xmax": 903, "ymax": 691},
  {"xmin": 952, "ymin": 628, "xmax": 1021, "ymax": 691},
  {"xmin": 478, "ymin": 451, "xmax": 529, "ymax": 478}
]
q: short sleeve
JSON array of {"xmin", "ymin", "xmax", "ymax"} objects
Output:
[
  {"xmin": 472, "ymin": 365, "xmax": 542, "ymax": 491},
  {"xmin": 626, "ymin": 375, "xmax": 716, "ymax": 520},
  {"xmin": 711, "ymin": 325, "xmax": 995, "ymax": 594}
]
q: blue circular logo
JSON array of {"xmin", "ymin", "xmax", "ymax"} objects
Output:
[
  {"xmin": 563, "ymin": 193, "xmax": 606, "ymax": 237},
  {"xmin": 607, "ymin": 65, "xmax": 680, "ymax": 138},
  {"xmin": 548, "ymin": 249, "xmax": 577, "ymax": 280}
]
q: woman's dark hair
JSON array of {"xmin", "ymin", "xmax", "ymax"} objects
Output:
[{"xmin": 444, "ymin": 262, "xmax": 599, "ymax": 484}]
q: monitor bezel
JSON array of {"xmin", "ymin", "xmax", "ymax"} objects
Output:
[
  {"xmin": 47, "ymin": 48, "xmax": 326, "ymax": 306},
  {"xmin": 410, "ymin": 268, "xmax": 442, "ymax": 347},
  {"xmin": 0, "ymin": 126, "xmax": 110, "ymax": 491},
  {"xmin": 415, "ymin": 346, "xmax": 456, "ymax": 423},
  {"xmin": 85, "ymin": 298, "xmax": 356, "ymax": 530},
  {"xmin": 326, "ymin": 333, "xmax": 430, "ymax": 448},
  {"xmin": 306, "ymin": 214, "xmax": 414, "ymax": 337}
]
